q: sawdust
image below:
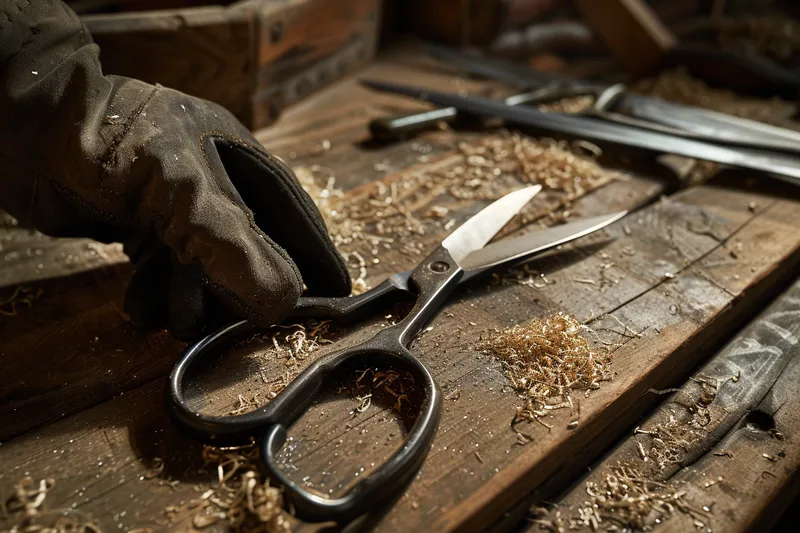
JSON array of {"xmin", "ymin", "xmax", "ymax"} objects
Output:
[
  {"xmin": 296, "ymin": 133, "xmax": 623, "ymax": 292},
  {"xmin": 479, "ymin": 313, "xmax": 612, "ymax": 430},
  {"xmin": 1, "ymin": 477, "xmax": 101, "ymax": 533}
]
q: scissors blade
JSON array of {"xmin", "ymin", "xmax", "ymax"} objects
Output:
[
  {"xmin": 442, "ymin": 185, "xmax": 542, "ymax": 266},
  {"xmin": 460, "ymin": 211, "xmax": 627, "ymax": 277}
]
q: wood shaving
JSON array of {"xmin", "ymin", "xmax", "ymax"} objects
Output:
[
  {"xmin": 479, "ymin": 313, "xmax": 611, "ymax": 428},
  {"xmin": 570, "ymin": 463, "xmax": 708, "ymax": 531},
  {"xmin": 0, "ymin": 286, "xmax": 43, "ymax": 317},
  {"xmin": 633, "ymin": 67, "xmax": 796, "ymax": 125},
  {"xmin": 636, "ymin": 413, "xmax": 706, "ymax": 471},
  {"xmin": 346, "ymin": 368, "xmax": 416, "ymax": 416},
  {"xmin": 2, "ymin": 477, "xmax": 101, "ymax": 533},
  {"xmin": 176, "ymin": 445, "xmax": 290, "ymax": 533},
  {"xmin": 706, "ymin": 15, "xmax": 800, "ymax": 66},
  {"xmin": 245, "ymin": 321, "xmax": 338, "ymax": 403}
]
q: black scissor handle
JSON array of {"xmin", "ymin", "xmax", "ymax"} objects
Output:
[
  {"xmin": 259, "ymin": 331, "xmax": 441, "ymax": 522},
  {"xmin": 293, "ymin": 270, "xmax": 413, "ymax": 321},
  {"xmin": 167, "ymin": 322, "xmax": 441, "ymax": 523}
]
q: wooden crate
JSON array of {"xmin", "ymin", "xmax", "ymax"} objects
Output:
[{"xmin": 80, "ymin": 0, "xmax": 381, "ymax": 130}]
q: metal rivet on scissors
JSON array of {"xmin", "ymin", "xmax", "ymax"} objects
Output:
[{"xmin": 167, "ymin": 185, "xmax": 626, "ymax": 523}]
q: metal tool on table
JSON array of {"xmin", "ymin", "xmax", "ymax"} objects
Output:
[
  {"xmin": 370, "ymin": 44, "xmax": 800, "ymax": 156},
  {"xmin": 361, "ymin": 79, "xmax": 800, "ymax": 187},
  {"xmin": 168, "ymin": 185, "xmax": 627, "ymax": 523}
]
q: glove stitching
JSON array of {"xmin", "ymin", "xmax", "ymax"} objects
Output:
[
  {"xmin": 201, "ymin": 276, "xmax": 274, "ymax": 325},
  {"xmin": 0, "ymin": 145, "xmax": 138, "ymax": 227},
  {"xmin": 99, "ymin": 84, "xmax": 159, "ymax": 188}
]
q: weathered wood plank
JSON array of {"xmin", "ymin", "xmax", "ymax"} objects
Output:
[
  {"xmin": 522, "ymin": 274, "xmax": 800, "ymax": 533},
  {"xmin": 0, "ymin": 52, "xmax": 658, "ymax": 442},
  {"xmin": 1, "ymin": 173, "xmax": 797, "ymax": 532}
]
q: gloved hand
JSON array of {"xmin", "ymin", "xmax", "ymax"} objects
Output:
[{"xmin": 0, "ymin": 0, "xmax": 350, "ymax": 339}]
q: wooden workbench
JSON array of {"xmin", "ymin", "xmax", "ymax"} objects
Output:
[{"xmin": 1, "ymin": 46, "xmax": 800, "ymax": 533}]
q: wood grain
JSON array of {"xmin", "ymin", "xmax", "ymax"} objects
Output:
[
  {"xmin": 1, "ymin": 174, "xmax": 798, "ymax": 531},
  {"xmin": 82, "ymin": 0, "xmax": 380, "ymax": 129},
  {"xmin": 523, "ymin": 275, "xmax": 800, "ymax": 532},
  {"xmin": 2, "ymin": 49, "xmax": 800, "ymax": 533}
]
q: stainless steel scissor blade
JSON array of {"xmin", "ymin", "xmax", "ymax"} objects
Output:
[
  {"xmin": 442, "ymin": 185, "xmax": 542, "ymax": 265},
  {"xmin": 460, "ymin": 211, "xmax": 627, "ymax": 275}
]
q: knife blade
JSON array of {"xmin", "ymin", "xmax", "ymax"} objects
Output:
[
  {"xmin": 424, "ymin": 44, "xmax": 800, "ymax": 153},
  {"xmin": 360, "ymin": 79, "xmax": 800, "ymax": 186}
]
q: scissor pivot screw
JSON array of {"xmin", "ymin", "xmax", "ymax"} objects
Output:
[{"xmin": 429, "ymin": 261, "xmax": 451, "ymax": 273}]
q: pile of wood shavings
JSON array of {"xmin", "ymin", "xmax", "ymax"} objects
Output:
[
  {"xmin": 164, "ymin": 446, "xmax": 289, "ymax": 532},
  {"xmin": 2, "ymin": 477, "xmax": 100, "ymax": 533},
  {"xmin": 635, "ymin": 414, "xmax": 707, "ymax": 472},
  {"xmin": 296, "ymin": 133, "xmax": 623, "ymax": 292},
  {"xmin": 479, "ymin": 313, "xmax": 611, "ymax": 430},
  {"xmin": 569, "ymin": 463, "xmax": 709, "ymax": 532}
]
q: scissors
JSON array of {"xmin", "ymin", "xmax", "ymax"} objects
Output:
[{"xmin": 167, "ymin": 185, "xmax": 626, "ymax": 522}]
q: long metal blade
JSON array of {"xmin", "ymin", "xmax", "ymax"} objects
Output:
[
  {"xmin": 460, "ymin": 211, "xmax": 627, "ymax": 275},
  {"xmin": 618, "ymin": 95, "xmax": 800, "ymax": 152},
  {"xmin": 360, "ymin": 80, "xmax": 800, "ymax": 184},
  {"xmin": 441, "ymin": 185, "xmax": 541, "ymax": 266},
  {"xmin": 426, "ymin": 43, "xmax": 800, "ymax": 153}
]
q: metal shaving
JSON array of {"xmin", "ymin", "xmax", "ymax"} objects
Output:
[
  {"xmin": 570, "ymin": 463, "xmax": 707, "ymax": 531},
  {"xmin": 2, "ymin": 477, "xmax": 101, "ymax": 533},
  {"xmin": 479, "ymin": 313, "xmax": 611, "ymax": 428},
  {"xmin": 296, "ymin": 133, "xmax": 623, "ymax": 292}
]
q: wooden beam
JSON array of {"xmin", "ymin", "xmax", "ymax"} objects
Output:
[
  {"xmin": 577, "ymin": 0, "xmax": 676, "ymax": 76},
  {"xmin": 522, "ymin": 275, "xmax": 800, "ymax": 532}
]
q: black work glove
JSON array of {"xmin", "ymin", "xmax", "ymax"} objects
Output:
[{"xmin": 0, "ymin": 0, "xmax": 350, "ymax": 339}]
